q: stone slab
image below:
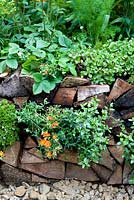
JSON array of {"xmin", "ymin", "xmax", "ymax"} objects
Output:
[
  {"xmin": 108, "ymin": 145, "xmax": 124, "ymax": 165},
  {"xmin": 1, "ymin": 163, "xmax": 31, "ymax": 185},
  {"xmin": 91, "ymin": 163, "xmax": 112, "ymax": 183},
  {"xmin": 60, "ymin": 76, "xmax": 90, "ymax": 88},
  {"xmin": 77, "ymin": 85, "xmax": 110, "ymax": 101},
  {"xmin": 65, "ymin": 163, "xmax": 100, "ymax": 182},
  {"xmin": 99, "ymin": 149, "xmax": 115, "ymax": 171},
  {"xmin": 24, "ymin": 137, "xmax": 37, "ymax": 149},
  {"xmin": 52, "ymin": 88, "xmax": 77, "ymax": 106},
  {"xmin": 107, "ymin": 164, "xmax": 122, "ymax": 185},
  {"xmin": 107, "ymin": 78, "xmax": 132, "ymax": 102},
  {"xmin": 21, "ymin": 150, "xmax": 46, "ymax": 164},
  {"xmin": 2, "ymin": 142, "xmax": 20, "ymax": 167},
  {"xmin": 114, "ymin": 88, "xmax": 134, "ymax": 108},
  {"xmin": 20, "ymin": 160, "xmax": 65, "ymax": 179},
  {"xmin": 32, "ymin": 174, "xmax": 49, "ymax": 183}
]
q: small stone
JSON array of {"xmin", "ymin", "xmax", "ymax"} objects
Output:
[
  {"xmin": 29, "ymin": 190, "xmax": 39, "ymax": 199},
  {"xmin": 39, "ymin": 183, "xmax": 50, "ymax": 195},
  {"xmin": 47, "ymin": 192, "xmax": 56, "ymax": 200},
  {"xmin": 14, "ymin": 186, "xmax": 26, "ymax": 197},
  {"xmin": 89, "ymin": 190, "xmax": 95, "ymax": 196},
  {"xmin": 92, "ymin": 184, "xmax": 98, "ymax": 189},
  {"xmin": 103, "ymin": 192, "xmax": 112, "ymax": 200},
  {"xmin": 116, "ymin": 194, "xmax": 123, "ymax": 200},
  {"xmin": 126, "ymin": 185, "xmax": 134, "ymax": 195},
  {"xmin": 22, "ymin": 182, "xmax": 30, "ymax": 189},
  {"xmin": 98, "ymin": 185, "xmax": 103, "ymax": 193}
]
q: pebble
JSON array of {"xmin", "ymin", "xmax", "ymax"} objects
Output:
[
  {"xmin": 0, "ymin": 180, "xmax": 134, "ymax": 200},
  {"xmin": 14, "ymin": 186, "xmax": 26, "ymax": 197},
  {"xmin": 39, "ymin": 183, "xmax": 50, "ymax": 194}
]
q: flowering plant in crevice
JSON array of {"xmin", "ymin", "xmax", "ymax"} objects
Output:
[{"xmin": 17, "ymin": 98, "xmax": 110, "ymax": 168}]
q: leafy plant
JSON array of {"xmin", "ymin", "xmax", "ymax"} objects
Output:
[
  {"xmin": 17, "ymin": 98, "xmax": 110, "ymax": 168},
  {"xmin": 69, "ymin": 38, "xmax": 134, "ymax": 84},
  {"xmin": 0, "ymin": 99, "xmax": 19, "ymax": 151},
  {"xmin": 111, "ymin": 0, "xmax": 134, "ymax": 39},
  {"xmin": 118, "ymin": 117, "xmax": 134, "ymax": 184},
  {"xmin": 118, "ymin": 118, "xmax": 134, "ymax": 165},
  {"xmin": 71, "ymin": 0, "xmax": 115, "ymax": 44}
]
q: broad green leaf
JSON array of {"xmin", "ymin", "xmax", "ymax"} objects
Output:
[
  {"xmin": 9, "ymin": 43, "xmax": 20, "ymax": 54},
  {"xmin": 68, "ymin": 63, "xmax": 77, "ymax": 76},
  {"xmin": 58, "ymin": 35, "xmax": 72, "ymax": 48},
  {"xmin": 48, "ymin": 44, "xmax": 58, "ymax": 52},
  {"xmin": 0, "ymin": 60, "xmax": 6, "ymax": 73},
  {"xmin": 42, "ymin": 80, "xmax": 53, "ymax": 93},
  {"xmin": 6, "ymin": 58, "xmax": 18, "ymax": 69},
  {"xmin": 33, "ymin": 82, "xmax": 43, "ymax": 95},
  {"xmin": 36, "ymin": 40, "xmax": 50, "ymax": 49},
  {"xmin": 33, "ymin": 72, "xmax": 43, "ymax": 82},
  {"xmin": 33, "ymin": 49, "xmax": 46, "ymax": 58},
  {"xmin": 48, "ymin": 54, "xmax": 56, "ymax": 63},
  {"xmin": 58, "ymin": 57, "xmax": 69, "ymax": 67}
]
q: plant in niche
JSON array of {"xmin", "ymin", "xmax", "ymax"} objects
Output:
[
  {"xmin": 0, "ymin": 99, "xmax": 19, "ymax": 155},
  {"xmin": 17, "ymin": 97, "xmax": 110, "ymax": 168}
]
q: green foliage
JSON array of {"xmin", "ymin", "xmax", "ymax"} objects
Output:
[
  {"xmin": 71, "ymin": 0, "xmax": 115, "ymax": 44},
  {"xmin": 118, "ymin": 118, "xmax": 134, "ymax": 165},
  {"xmin": 111, "ymin": 0, "xmax": 134, "ymax": 39},
  {"xmin": 58, "ymin": 98, "xmax": 110, "ymax": 168},
  {"xmin": 69, "ymin": 38, "xmax": 134, "ymax": 84},
  {"xmin": 0, "ymin": 100, "xmax": 19, "ymax": 151},
  {"xmin": 17, "ymin": 98, "xmax": 110, "ymax": 168},
  {"xmin": 118, "ymin": 118, "xmax": 134, "ymax": 184}
]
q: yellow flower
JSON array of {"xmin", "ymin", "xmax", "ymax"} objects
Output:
[
  {"xmin": 0, "ymin": 151, "xmax": 4, "ymax": 157},
  {"xmin": 52, "ymin": 134, "xmax": 57, "ymax": 140}
]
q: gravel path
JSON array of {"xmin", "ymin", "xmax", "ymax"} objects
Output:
[{"xmin": 0, "ymin": 180, "xmax": 134, "ymax": 200}]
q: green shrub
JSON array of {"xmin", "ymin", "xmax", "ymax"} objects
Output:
[
  {"xmin": 0, "ymin": 99, "xmax": 19, "ymax": 151},
  {"xmin": 17, "ymin": 98, "xmax": 110, "ymax": 168}
]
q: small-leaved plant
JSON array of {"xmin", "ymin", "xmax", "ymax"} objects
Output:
[
  {"xmin": 118, "ymin": 118, "xmax": 134, "ymax": 184},
  {"xmin": 0, "ymin": 99, "xmax": 19, "ymax": 154}
]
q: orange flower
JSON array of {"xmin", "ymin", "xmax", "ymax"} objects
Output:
[
  {"xmin": 40, "ymin": 139, "xmax": 46, "ymax": 146},
  {"xmin": 52, "ymin": 122, "xmax": 59, "ymax": 128},
  {"xmin": 44, "ymin": 140, "xmax": 51, "ymax": 148},
  {"xmin": 40, "ymin": 139, "xmax": 51, "ymax": 148},
  {"xmin": 48, "ymin": 116, "xmax": 53, "ymax": 120},
  {"xmin": 0, "ymin": 151, "xmax": 4, "ymax": 157},
  {"xmin": 52, "ymin": 134, "xmax": 57, "ymax": 140},
  {"xmin": 42, "ymin": 132, "xmax": 50, "ymax": 138},
  {"xmin": 46, "ymin": 151, "xmax": 52, "ymax": 158}
]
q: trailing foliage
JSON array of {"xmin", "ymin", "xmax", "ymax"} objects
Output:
[
  {"xmin": 17, "ymin": 98, "xmax": 110, "ymax": 168},
  {"xmin": 0, "ymin": 100, "xmax": 19, "ymax": 151}
]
